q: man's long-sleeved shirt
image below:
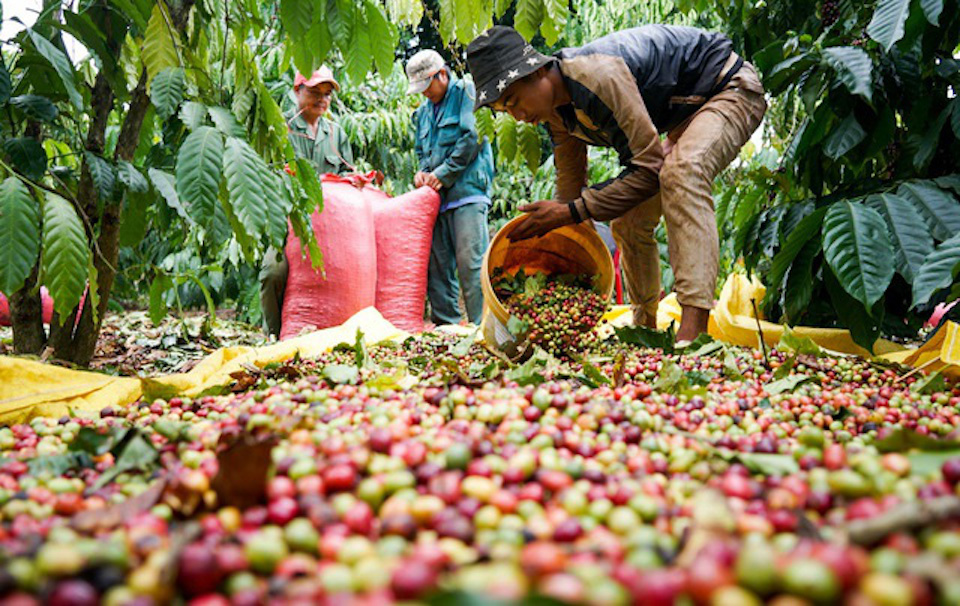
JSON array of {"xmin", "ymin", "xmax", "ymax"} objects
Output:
[
  {"xmin": 413, "ymin": 74, "xmax": 494, "ymax": 212},
  {"xmin": 287, "ymin": 113, "xmax": 354, "ymax": 175},
  {"xmin": 547, "ymin": 25, "xmax": 734, "ymax": 222}
]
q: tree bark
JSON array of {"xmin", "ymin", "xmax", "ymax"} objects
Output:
[{"xmin": 10, "ymin": 265, "xmax": 45, "ymax": 354}]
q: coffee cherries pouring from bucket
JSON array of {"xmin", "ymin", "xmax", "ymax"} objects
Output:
[{"xmin": 496, "ymin": 272, "xmax": 608, "ymax": 357}]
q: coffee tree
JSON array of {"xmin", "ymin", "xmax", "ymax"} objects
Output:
[
  {"xmin": 1, "ymin": 0, "xmax": 568, "ymax": 366},
  {"xmin": 690, "ymin": 0, "xmax": 960, "ymax": 349}
]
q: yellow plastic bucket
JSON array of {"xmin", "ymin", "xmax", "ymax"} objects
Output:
[{"xmin": 480, "ymin": 216, "xmax": 615, "ymax": 354}]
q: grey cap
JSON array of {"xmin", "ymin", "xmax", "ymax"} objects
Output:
[{"xmin": 405, "ymin": 49, "xmax": 445, "ymax": 95}]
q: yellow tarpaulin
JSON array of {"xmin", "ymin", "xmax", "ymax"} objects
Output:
[
  {"xmin": 0, "ymin": 308, "xmax": 406, "ymax": 425},
  {"xmin": 1, "ymin": 276, "xmax": 957, "ymax": 425}
]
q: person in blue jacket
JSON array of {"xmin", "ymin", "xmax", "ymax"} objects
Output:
[{"xmin": 407, "ymin": 50, "xmax": 495, "ymax": 326}]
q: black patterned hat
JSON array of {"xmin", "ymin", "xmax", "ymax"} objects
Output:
[{"xmin": 466, "ymin": 26, "xmax": 553, "ymax": 111}]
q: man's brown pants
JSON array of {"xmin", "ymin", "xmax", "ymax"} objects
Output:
[{"xmin": 611, "ymin": 62, "xmax": 767, "ymax": 326}]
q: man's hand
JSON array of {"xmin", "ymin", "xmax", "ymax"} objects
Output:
[
  {"xmin": 508, "ymin": 200, "xmax": 576, "ymax": 241},
  {"xmin": 414, "ymin": 171, "xmax": 443, "ymax": 191}
]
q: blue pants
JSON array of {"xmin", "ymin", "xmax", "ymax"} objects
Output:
[{"xmin": 427, "ymin": 203, "xmax": 489, "ymax": 325}]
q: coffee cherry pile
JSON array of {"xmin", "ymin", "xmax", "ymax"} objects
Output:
[
  {"xmin": 2, "ymin": 331, "xmax": 960, "ymax": 604},
  {"xmin": 498, "ymin": 274, "xmax": 608, "ymax": 356}
]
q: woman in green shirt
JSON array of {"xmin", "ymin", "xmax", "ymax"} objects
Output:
[{"xmin": 260, "ymin": 66, "xmax": 354, "ymax": 338}]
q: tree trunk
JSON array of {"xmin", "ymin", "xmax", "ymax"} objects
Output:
[
  {"xmin": 10, "ymin": 266, "xmax": 45, "ymax": 354},
  {"xmin": 52, "ymin": 71, "xmax": 152, "ymax": 366},
  {"xmin": 43, "ymin": 0, "xmax": 196, "ymax": 366},
  {"xmin": 47, "ymin": 72, "xmax": 115, "ymax": 364}
]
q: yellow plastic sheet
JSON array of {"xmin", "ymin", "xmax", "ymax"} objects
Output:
[
  {"xmin": 603, "ymin": 274, "xmax": 907, "ymax": 358},
  {"xmin": 0, "ymin": 359, "xmax": 141, "ymax": 425},
  {"xmin": 0, "ymin": 308, "xmax": 406, "ymax": 425},
  {"xmin": 2, "ymin": 280, "xmax": 957, "ymax": 425}
]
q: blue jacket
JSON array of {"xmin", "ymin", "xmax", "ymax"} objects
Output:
[{"xmin": 413, "ymin": 75, "xmax": 494, "ymax": 210}]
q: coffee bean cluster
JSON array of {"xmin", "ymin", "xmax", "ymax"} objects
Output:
[{"xmin": 501, "ymin": 277, "xmax": 608, "ymax": 356}]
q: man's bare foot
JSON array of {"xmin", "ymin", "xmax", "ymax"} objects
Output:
[{"xmin": 676, "ymin": 305, "xmax": 710, "ymax": 342}]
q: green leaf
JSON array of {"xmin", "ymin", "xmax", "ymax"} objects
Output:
[
  {"xmin": 119, "ymin": 190, "xmax": 151, "ymax": 247},
  {"xmin": 0, "ymin": 62, "xmax": 9, "ymax": 105},
  {"xmin": 9, "ymin": 94, "xmax": 58, "ymax": 122},
  {"xmin": 823, "ymin": 264, "xmax": 883, "ymax": 353},
  {"xmin": 41, "ymin": 193, "xmax": 89, "ymax": 323},
  {"xmin": 330, "ymin": 0, "xmax": 356, "ymax": 47},
  {"xmin": 821, "ymin": 201, "xmax": 895, "ymax": 309},
  {"xmin": 777, "ymin": 326, "xmax": 824, "ymax": 357},
  {"xmin": 323, "ymin": 364, "xmax": 360, "ymax": 385},
  {"xmin": 148, "ymin": 273, "xmax": 172, "ymax": 325},
  {"xmin": 69, "ymin": 426, "xmax": 121, "ymax": 456},
  {"xmin": 911, "ymin": 370, "xmax": 946, "ymax": 395},
  {"xmin": 768, "ymin": 206, "xmax": 827, "ymax": 291},
  {"xmin": 865, "ymin": 192, "xmax": 933, "ymax": 283},
  {"xmin": 518, "ymin": 123, "xmax": 542, "ymax": 172},
  {"xmin": 366, "ymin": 0, "xmax": 396, "ymax": 76},
  {"xmin": 279, "ymin": 0, "xmax": 313, "ymax": 38},
  {"xmin": 26, "ymin": 29, "xmax": 82, "ymax": 109},
  {"xmin": 176, "ymin": 126, "xmax": 224, "ymax": 230},
  {"xmin": 93, "ymin": 430, "xmax": 159, "ymax": 489},
  {"xmin": 723, "ymin": 349, "xmax": 744, "ymax": 380},
  {"xmin": 920, "ymin": 0, "xmax": 943, "ymax": 25},
  {"xmin": 875, "ymin": 427, "xmax": 960, "ymax": 453},
  {"xmin": 262, "ymin": 172, "xmax": 292, "ymax": 249},
  {"xmin": 60, "ymin": 10, "xmax": 123, "ymax": 94},
  {"xmin": 147, "ymin": 168, "xmax": 192, "ymax": 223},
  {"xmin": 4, "ymin": 138, "xmax": 48, "ymax": 180},
  {"xmin": 208, "ymin": 106, "xmax": 246, "ymax": 138},
  {"xmin": 513, "ymin": 0, "xmax": 542, "ymax": 42},
  {"xmin": 506, "ymin": 315, "xmax": 529, "ymax": 337},
  {"xmin": 540, "ymin": 0, "xmax": 567, "ymax": 45},
  {"xmin": 27, "ymin": 452, "xmax": 93, "ymax": 477},
  {"xmin": 574, "ymin": 355, "xmax": 611, "ymax": 387},
  {"xmin": 615, "ymin": 323, "xmax": 676, "ymax": 354},
  {"xmin": 764, "ymin": 374, "xmax": 816, "ymax": 395},
  {"xmin": 898, "ymin": 181, "xmax": 960, "ymax": 242},
  {"xmin": 494, "ymin": 113, "xmax": 518, "ymax": 165},
  {"xmin": 108, "ymin": 0, "xmax": 151, "ymax": 31},
  {"xmin": 117, "ymin": 161, "xmax": 148, "ymax": 194},
  {"xmin": 823, "ymin": 113, "xmax": 866, "ymax": 160},
  {"xmin": 766, "ymin": 53, "xmax": 817, "ymax": 93},
  {"xmin": 436, "ymin": 0, "xmax": 455, "ymax": 45},
  {"xmin": 911, "ymin": 232, "xmax": 960, "ymax": 308},
  {"xmin": 913, "ymin": 106, "xmax": 950, "ymax": 171},
  {"xmin": 822, "ymin": 47, "xmax": 873, "ymax": 103},
  {"xmin": 781, "ymin": 236, "xmax": 820, "ymax": 323},
  {"xmin": 504, "ymin": 349, "xmax": 554, "ymax": 387},
  {"xmin": 344, "ymin": 15, "xmax": 372, "ymax": 83},
  {"xmin": 0, "ymin": 178, "xmax": 41, "ymax": 296},
  {"xmin": 85, "ymin": 151, "xmax": 115, "ymax": 201},
  {"xmin": 295, "ymin": 158, "xmax": 323, "ymax": 212},
  {"xmin": 476, "ymin": 108, "xmax": 495, "ymax": 143},
  {"xmin": 149, "ymin": 67, "xmax": 185, "ymax": 119},
  {"xmin": 141, "ymin": 4, "xmax": 180, "ymax": 80},
  {"xmin": 909, "ymin": 450, "xmax": 960, "ymax": 477},
  {"xmin": 180, "ymin": 101, "xmax": 208, "ymax": 131},
  {"xmin": 450, "ymin": 330, "xmax": 479, "ymax": 357},
  {"xmin": 223, "ymin": 137, "xmax": 269, "ymax": 244},
  {"xmin": 866, "ymin": 0, "xmax": 912, "ymax": 51},
  {"xmin": 733, "ymin": 452, "xmax": 800, "ymax": 476}
]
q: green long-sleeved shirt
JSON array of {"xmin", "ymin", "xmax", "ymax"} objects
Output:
[{"xmin": 287, "ymin": 113, "xmax": 354, "ymax": 175}]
